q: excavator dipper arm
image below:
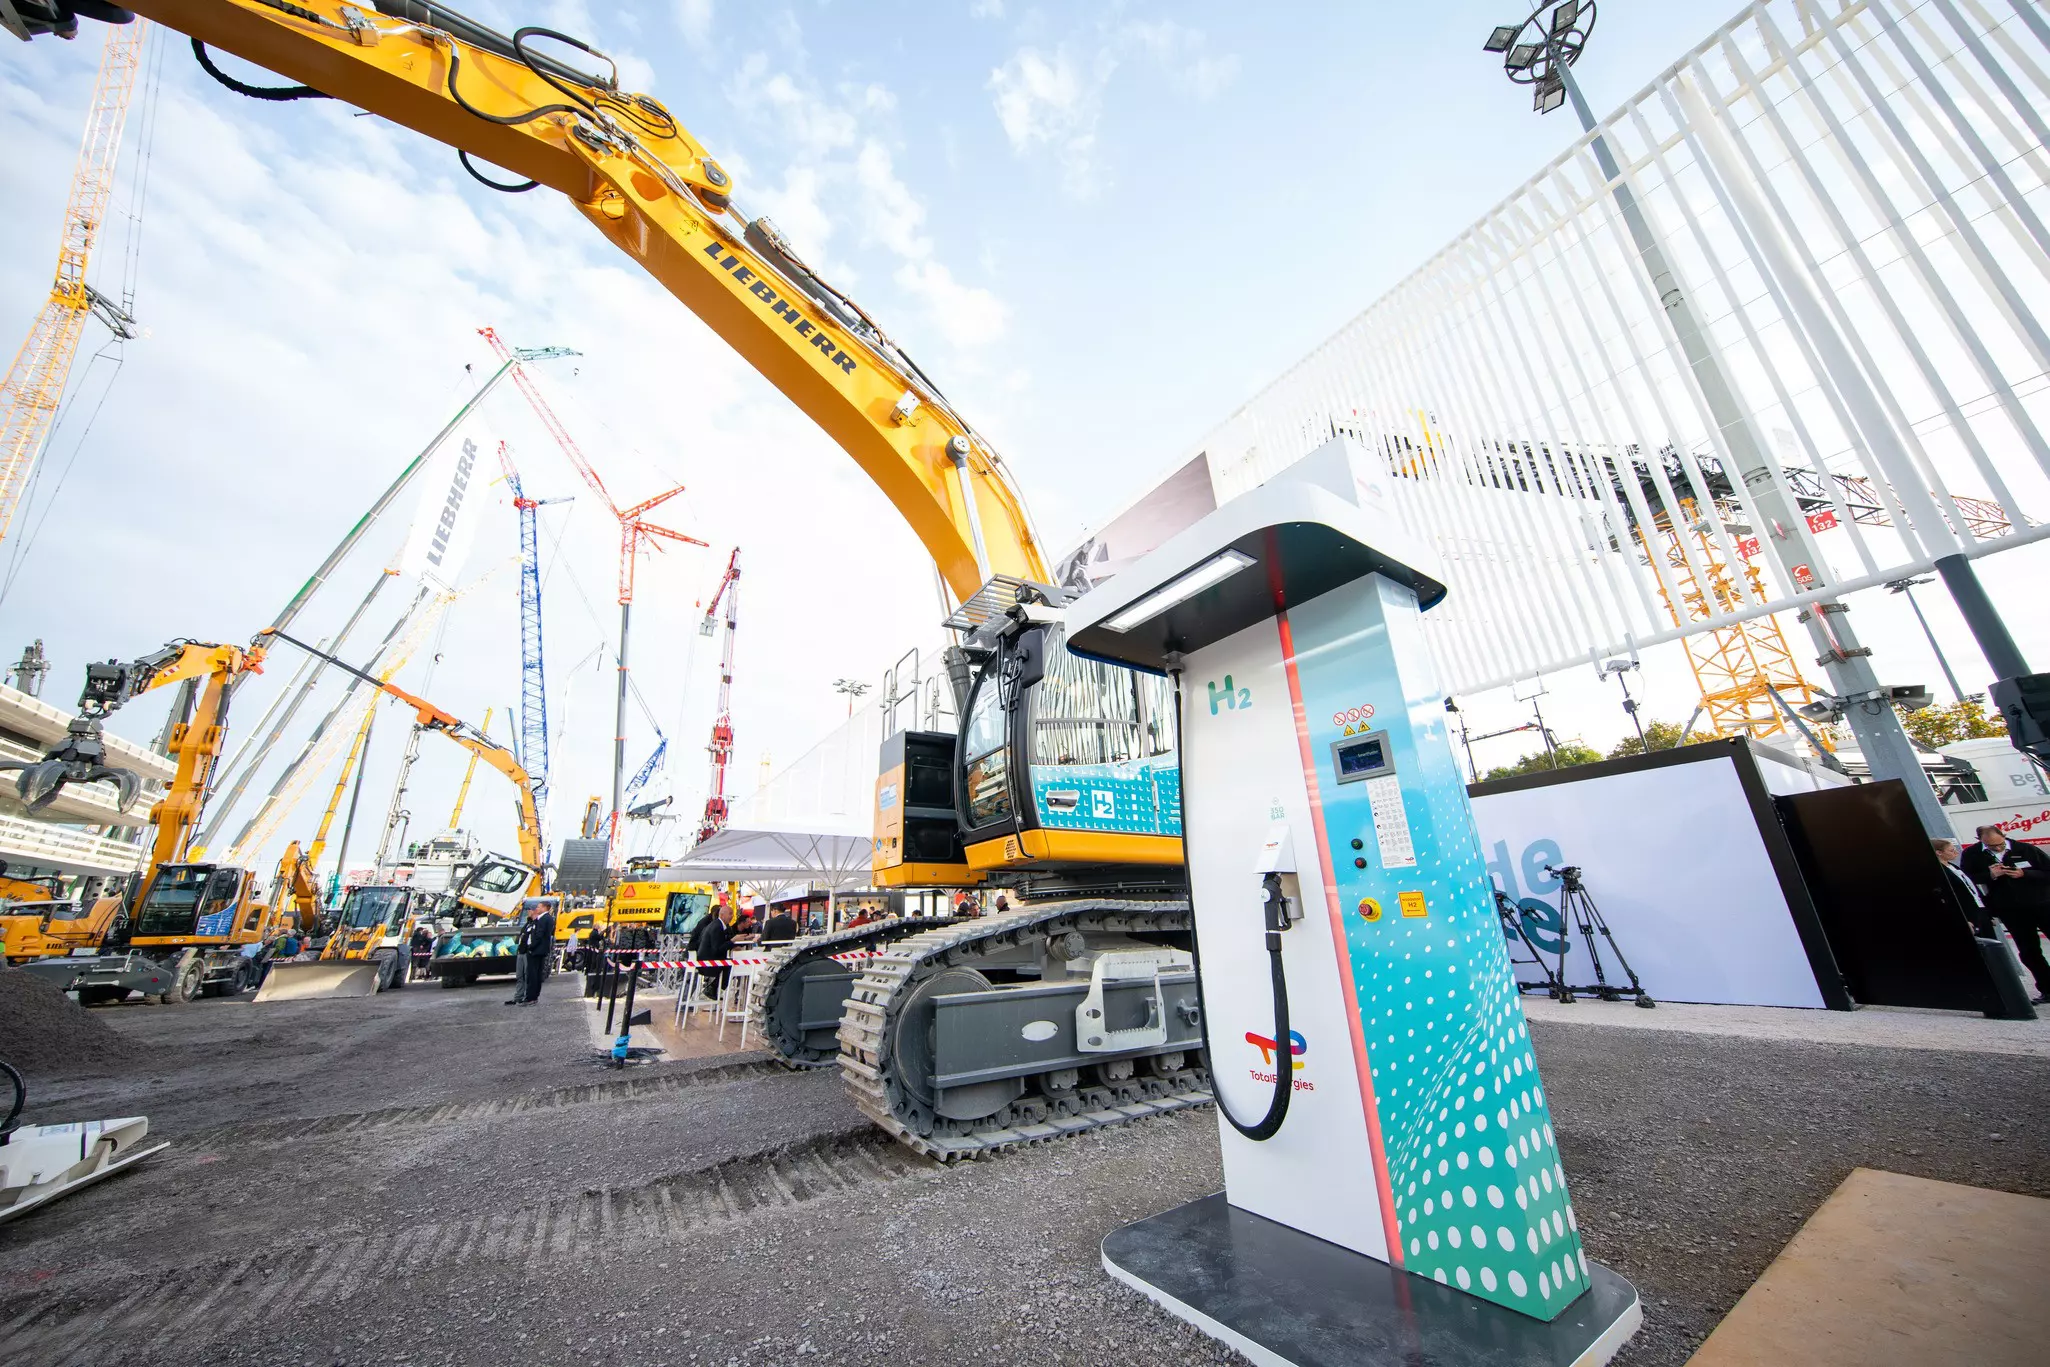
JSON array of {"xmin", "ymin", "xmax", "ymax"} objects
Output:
[{"xmin": 100, "ymin": 0, "xmax": 1047, "ymax": 602}]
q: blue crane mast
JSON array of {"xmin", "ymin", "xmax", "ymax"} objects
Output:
[{"xmin": 492, "ymin": 440, "xmax": 569, "ymax": 850}]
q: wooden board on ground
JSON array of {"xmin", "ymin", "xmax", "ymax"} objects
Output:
[{"xmin": 1688, "ymin": 1167, "xmax": 2049, "ymax": 1367}]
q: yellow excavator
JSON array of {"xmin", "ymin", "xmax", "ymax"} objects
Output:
[
  {"xmin": 18, "ymin": 2, "xmax": 1197, "ymax": 1157},
  {"xmin": 6, "ymin": 639, "xmax": 293, "ymax": 1004},
  {"xmin": 255, "ymin": 630, "xmax": 542, "ymax": 999}
]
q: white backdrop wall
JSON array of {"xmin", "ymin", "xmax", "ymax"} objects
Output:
[{"xmin": 1472, "ymin": 748, "xmax": 1835, "ymax": 1008}]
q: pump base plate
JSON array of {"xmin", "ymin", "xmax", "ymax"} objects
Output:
[{"xmin": 1103, "ymin": 1193, "xmax": 1641, "ymax": 1367}]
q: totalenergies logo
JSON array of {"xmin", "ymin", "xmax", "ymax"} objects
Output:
[
  {"xmin": 1246, "ymin": 1030, "xmax": 1314, "ymax": 1091},
  {"xmin": 1246, "ymin": 1030, "xmax": 1307, "ymax": 1069}
]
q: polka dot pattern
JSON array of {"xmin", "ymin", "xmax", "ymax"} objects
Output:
[{"xmin": 1292, "ymin": 582, "xmax": 1588, "ymax": 1323}]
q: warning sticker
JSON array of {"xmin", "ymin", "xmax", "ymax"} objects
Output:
[{"xmin": 1399, "ymin": 891, "xmax": 1428, "ymax": 919}]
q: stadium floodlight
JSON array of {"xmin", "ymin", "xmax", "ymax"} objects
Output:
[{"xmin": 1484, "ymin": 3, "xmax": 1596, "ymax": 116}]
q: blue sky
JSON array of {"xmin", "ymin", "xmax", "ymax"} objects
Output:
[{"xmin": 4, "ymin": 1, "xmax": 2027, "ymax": 870}]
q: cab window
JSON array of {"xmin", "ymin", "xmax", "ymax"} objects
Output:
[
  {"xmin": 1030, "ymin": 633, "xmax": 1174, "ymax": 767},
  {"xmin": 961, "ymin": 669, "xmax": 1012, "ymax": 827}
]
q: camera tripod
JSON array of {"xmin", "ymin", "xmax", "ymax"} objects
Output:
[
  {"xmin": 1543, "ymin": 864, "xmax": 1655, "ymax": 1009},
  {"xmin": 1494, "ymin": 887, "xmax": 1567, "ymax": 998}
]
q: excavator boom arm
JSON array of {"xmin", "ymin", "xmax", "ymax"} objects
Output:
[
  {"xmin": 122, "ymin": 0, "xmax": 1047, "ymax": 601},
  {"xmin": 263, "ymin": 631, "xmax": 544, "ymax": 872}
]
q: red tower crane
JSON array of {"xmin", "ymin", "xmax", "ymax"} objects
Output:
[
  {"xmin": 477, "ymin": 327, "xmax": 708, "ymax": 868},
  {"xmin": 696, "ymin": 549, "xmax": 741, "ymax": 846}
]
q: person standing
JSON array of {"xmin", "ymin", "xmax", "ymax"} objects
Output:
[
  {"xmin": 1963, "ymin": 825, "xmax": 2050, "ymax": 1004},
  {"xmin": 761, "ymin": 904, "xmax": 798, "ymax": 945},
  {"xmin": 508, "ymin": 902, "xmax": 558, "ymax": 1006},
  {"xmin": 1932, "ymin": 838, "xmax": 1992, "ymax": 937},
  {"xmin": 409, "ymin": 922, "xmax": 435, "ymax": 982},
  {"xmin": 689, "ymin": 901, "xmax": 734, "ymax": 1001}
]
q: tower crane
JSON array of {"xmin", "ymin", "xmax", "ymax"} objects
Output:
[
  {"xmin": 696, "ymin": 548, "xmax": 740, "ymax": 846},
  {"xmin": 477, "ymin": 325, "xmax": 707, "ymax": 867},
  {"xmin": 489, "ymin": 438, "xmax": 568, "ymax": 847},
  {"xmin": 0, "ymin": 18, "xmax": 146, "ymax": 545}
]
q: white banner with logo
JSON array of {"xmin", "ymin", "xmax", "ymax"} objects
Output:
[
  {"xmin": 1471, "ymin": 753, "xmax": 1829, "ymax": 1009},
  {"xmin": 398, "ymin": 415, "xmax": 495, "ymax": 591}
]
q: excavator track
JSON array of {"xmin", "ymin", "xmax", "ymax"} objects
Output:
[
  {"xmin": 835, "ymin": 899, "xmax": 1212, "ymax": 1162},
  {"xmin": 750, "ymin": 916, "xmax": 959, "ymax": 1067}
]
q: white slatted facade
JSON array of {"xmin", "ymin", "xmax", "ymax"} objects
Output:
[{"xmin": 1188, "ymin": 0, "xmax": 2050, "ymax": 695}]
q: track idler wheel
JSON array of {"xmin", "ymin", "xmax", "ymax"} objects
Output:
[{"xmin": 891, "ymin": 966, "xmax": 1023, "ymax": 1124}]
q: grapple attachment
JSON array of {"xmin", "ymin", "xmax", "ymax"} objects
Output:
[{"xmin": 0, "ymin": 719, "xmax": 141, "ymax": 813}]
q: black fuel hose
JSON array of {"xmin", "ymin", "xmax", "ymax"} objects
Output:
[{"xmin": 1169, "ymin": 665, "xmax": 1292, "ymax": 1141}]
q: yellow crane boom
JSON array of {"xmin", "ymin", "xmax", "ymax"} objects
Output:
[
  {"xmin": 446, "ymin": 705, "xmax": 492, "ymax": 826},
  {"xmin": 261, "ymin": 630, "xmax": 542, "ymax": 877},
  {"xmin": 0, "ymin": 20, "xmax": 146, "ymax": 544},
  {"xmin": 88, "ymin": 0, "xmax": 1046, "ymax": 602}
]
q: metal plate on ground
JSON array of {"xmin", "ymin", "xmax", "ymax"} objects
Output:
[{"xmin": 1103, "ymin": 1193, "xmax": 1640, "ymax": 1367}]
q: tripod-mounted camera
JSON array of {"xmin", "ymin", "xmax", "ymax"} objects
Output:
[
  {"xmin": 1543, "ymin": 864, "xmax": 1655, "ymax": 1008},
  {"xmin": 1494, "ymin": 885, "xmax": 1567, "ymax": 998}
]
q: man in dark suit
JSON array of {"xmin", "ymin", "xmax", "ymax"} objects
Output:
[
  {"xmin": 689, "ymin": 902, "xmax": 735, "ymax": 1000},
  {"xmin": 1963, "ymin": 825, "xmax": 2050, "ymax": 1004},
  {"xmin": 508, "ymin": 902, "xmax": 558, "ymax": 1006},
  {"xmin": 761, "ymin": 905, "xmax": 799, "ymax": 945}
]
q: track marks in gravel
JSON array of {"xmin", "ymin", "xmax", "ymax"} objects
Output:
[
  {"xmin": 0, "ymin": 1128, "xmax": 932, "ymax": 1362},
  {"xmin": 188, "ymin": 1056, "xmax": 792, "ymax": 1143}
]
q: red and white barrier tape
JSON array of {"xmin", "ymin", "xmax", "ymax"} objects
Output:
[{"xmin": 596, "ymin": 950, "xmax": 889, "ymax": 971}]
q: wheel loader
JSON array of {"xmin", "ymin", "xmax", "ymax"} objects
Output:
[{"xmin": 253, "ymin": 882, "xmax": 437, "ymax": 1000}]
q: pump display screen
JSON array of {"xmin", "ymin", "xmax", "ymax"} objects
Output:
[{"xmin": 1331, "ymin": 731, "xmax": 1394, "ymax": 785}]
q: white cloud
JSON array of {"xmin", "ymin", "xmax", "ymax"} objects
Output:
[
  {"xmin": 723, "ymin": 59, "xmax": 1008, "ymax": 350},
  {"xmin": 853, "ymin": 139, "xmax": 931, "ymax": 262},
  {"xmin": 987, "ymin": 20, "xmax": 1239, "ymax": 197},
  {"xmin": 988, "ymin": 47, "xmax": 1113, "ymax": 198},
  {"xmin": 673, "ymin": 0, "xmax": 714, "ymax": 48},
  {"xmin": 894, "ymin": 259, "xmax": 1010, "ymax": 349},
  {"xmin": 969, "ymin": 0, "xmax": 1004, "ymax": 18},
  {"xmin": 1123, "ymin": 20, "xmax": 1240, "ymax": 99}
]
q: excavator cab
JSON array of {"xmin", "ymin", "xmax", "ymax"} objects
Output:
[
  {"xmin": 453, "ymin": 855, "xmax": 539, "ymax": 922},
  {"xmin": 875, "ymin": 617, "xmax": 1182, "ymax": 892}
]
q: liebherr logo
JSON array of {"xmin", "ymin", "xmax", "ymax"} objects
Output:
[
  {"xmin": 702, "ymin": 241, "xmax": 859, "ymax": 377},
  {"xmin": 427, "ymin": 437, "xmax": 478, "ymax": 567}
]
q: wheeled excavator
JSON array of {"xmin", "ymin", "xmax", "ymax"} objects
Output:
[
  {"xmin": 8, "ymin": 640, "xmax": 293, "ymax": 1004},
  {"xmin": 16, "ymin": 1, "xmax": 1204, "ymax": 1158},
  {"xmin": 254, "ymin": 629, "xmax": 542, "ymax": 999}
]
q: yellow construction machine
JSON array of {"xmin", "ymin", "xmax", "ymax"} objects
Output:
[
  {"xmin": 9, "ymin": 640, "xmax": 293, "ymax": 1004},
  {"xmin": 254, "ymin": 630, "xmax": 542, "ymax": 1000},
  {"xmin": 18, "ymin": 2, "xmax": 1197, "ymax": 1156}
]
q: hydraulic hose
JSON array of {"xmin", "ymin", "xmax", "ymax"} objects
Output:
[{"xmin": 1169, "ymin": 662, "xmax": 1292, "ymax": 1141}]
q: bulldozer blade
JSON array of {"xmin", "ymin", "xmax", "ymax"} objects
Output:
[{"xmin": 252, "ymin": 961, "xmax": 381, "ymax": 1002}]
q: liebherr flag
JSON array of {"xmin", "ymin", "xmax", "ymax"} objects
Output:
[{"xmin": 398, "ymin": 414, "xmax": 495, "ymax": 591}]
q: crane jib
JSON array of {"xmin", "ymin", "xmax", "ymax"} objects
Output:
[{"xmin": 701, "ymin": 242, "xmax": 859, "ymax": 377}]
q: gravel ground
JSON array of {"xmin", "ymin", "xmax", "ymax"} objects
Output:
[{"xmin": 2, "ymin": 986, "xmax": 2045, "ymax": 1366}]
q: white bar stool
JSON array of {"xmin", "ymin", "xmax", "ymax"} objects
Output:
[
  {"xmin": 674, "ymin": 957, "xmax": 719, "ymax": 1030},
  {"xmin": 717, "ymin": 963, "xmax": 757, "ymax": 1046}
]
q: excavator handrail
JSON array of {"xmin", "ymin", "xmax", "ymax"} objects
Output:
[{"xmin": 102, "ymin": 0, "xmax": 1049, "ymax": 602}]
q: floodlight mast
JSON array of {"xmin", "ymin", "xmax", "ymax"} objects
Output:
[{"xmin": 1478, "ymin": 0, "xmax": 1958, "ymax": 832}]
